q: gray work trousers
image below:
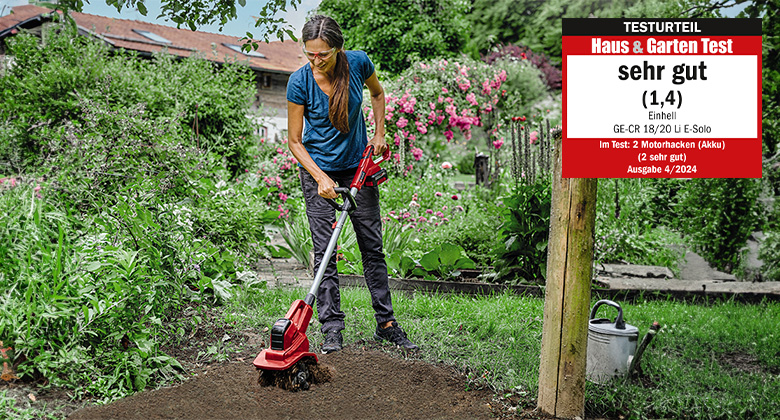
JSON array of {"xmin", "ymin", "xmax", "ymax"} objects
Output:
[{"xmin": 299, "ymin": 168, "xmax": 395, "ymax": 333}]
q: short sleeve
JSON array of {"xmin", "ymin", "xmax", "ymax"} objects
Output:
[
  {"xmin": 358, "ymin": 51, "xmax": 375, "ymax": 82},
  {"xmin": 286, "ymin": 70, "xmax": 306, "ymax": 105}
]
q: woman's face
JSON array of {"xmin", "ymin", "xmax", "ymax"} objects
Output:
[{"xmin": 304, "ymin": 38, "xmax": 339, "ymax": 74}]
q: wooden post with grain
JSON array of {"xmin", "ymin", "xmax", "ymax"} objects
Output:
[{"xmin": 537, "ymin": 134, "xmax": 597, "ymax": 418}]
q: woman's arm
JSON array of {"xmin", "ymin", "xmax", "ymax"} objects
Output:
[
  {"xmin": 365, "ymin": 72, "xmax": 388, "ymax": 156},
  {"xmin": 287, "ymin": 101, "xmax": 338, "ymax": 199}
]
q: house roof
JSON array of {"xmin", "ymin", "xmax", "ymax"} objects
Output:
[{"xmin": 0, "ymin": 5, "xmax": 307, "ymax": 74}]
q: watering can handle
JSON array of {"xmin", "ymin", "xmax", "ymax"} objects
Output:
[{"xmin": 589, "ymin": 299, "xmax": 626, "ymax": 330}]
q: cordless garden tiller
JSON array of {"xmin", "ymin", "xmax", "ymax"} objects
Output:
[{"xmin": 253, "ymin": 145, "xmax": 390, "ymax": 391}]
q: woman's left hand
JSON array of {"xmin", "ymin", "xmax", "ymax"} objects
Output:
[{"xmin": 368, "ymin": 134, "xmax": 388, "ymax": 156}]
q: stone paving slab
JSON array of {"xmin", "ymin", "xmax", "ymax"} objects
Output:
[
  {"xmin": 596, "ymin": 276, "xmax": 780, "ymax": 297},
  {"xmin": 258, "ymin": 258, "xmax": 780, "ymax": 302}
]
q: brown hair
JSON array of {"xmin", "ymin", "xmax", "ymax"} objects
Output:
[{"xmin": 302, "ymin": 15, "xmax": 350, "ymax": 133}]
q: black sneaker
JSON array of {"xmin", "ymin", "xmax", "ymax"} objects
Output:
[
  {"xmin": 374, "ymin": 321, "xmax": 419, "ymax": 350},
  {"xmin": 321, "ymin": 330, "xmax": 342, "ymax": 354}
]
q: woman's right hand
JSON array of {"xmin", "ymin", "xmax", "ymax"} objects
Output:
[{"xmin": 317, "ymin": 175, "xmax": 338, "ymax": 199}]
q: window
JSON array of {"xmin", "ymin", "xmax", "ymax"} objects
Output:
[
  {"xmin": 223, "ymin": 43, "xmax": 266, "ymax": 58},
  {"xmin": 132, "ymin": 29, "xmax": 171, "ymax": 44},
  {"xmin": 263, "ymin": 73, "xmax": 272, "ymax": 88}
]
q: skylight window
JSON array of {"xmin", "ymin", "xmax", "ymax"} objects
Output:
[
  {"xmin": 223, "ymin": 43, "xmax": 266, "ymax": 58},
  {"xmin": 132, "ymin": 29, "xmax": 171, "ymax": 44}
]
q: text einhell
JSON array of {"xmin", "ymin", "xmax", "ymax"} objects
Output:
[{"xmin": 591, "ymin": 38, "xmax": 734, "ymax": 54}]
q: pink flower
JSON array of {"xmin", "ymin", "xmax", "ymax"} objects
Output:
[
  {"xmin": 441, "ymin": 87, "xmax": 449, "ymax": 93},
  {"xmin": 482, "ymin": 80, "xmax": 492, "ymax": 95},
  {"xmin": 530, "ymin": 131, "xmax": 539, "ymax": 145},
  {"xmin": 435, "ymin": 211, "xmax": 444, "ymax": 218},
  {"xmin": 441, "ymin": 161, "xmax": 452, "ymax": 169},
  {"xmin": 396, "ymin": 117, "xmax": 408, "ymax": 129},
  {"xmin": 426, "ymin": 209, "xmax": 433, "ymax": 214},
  {"xmin": 493, "ymin": 138, "xmax": 505, "ymax": 150},
  {"xmin": 451, "ymin": 195, "xmax": 459, "ymax": 200},
  {"xmin": 466, "ymin": 92, "xmax": 478, "ymax": 106},
  {"xmin": 411, "ymin": 147, "xmax": 423, "ymax": 161},
  {"xmin": 458, "ymin": 80, "xmax": 471, "ymax": 91},
  {"xmin": 418, "ymin": 216, "xmax": 428, "ymax": 223},
  {"xmin": 415, "ymin": 121, "xmax": 427, "ymax": 134},
  {"xmin": 444, "ymin": 130, "xmax": 454, "ymax": 141},
  {"xmin": 279, "ymin": 192, "xmax": 288, "ymax": 202},
  {"xmin": 445, "ymin": 104, "xmax": 457, "ymax": 117},
  {"xmin": 435, "ymin": 192, "xmax": 443, "ymax": 197}
]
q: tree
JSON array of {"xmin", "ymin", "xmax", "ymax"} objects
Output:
[
  {"xmin": 464, "ymin": 0, "xmax": 547, "ymax": 55},
  {"xmin": 316, "ymin": 0, "xmax": 472, "ymax": 76},
  {"xmin": 43, "ymin": 0, "xmax": 301, "ymax": 42}
]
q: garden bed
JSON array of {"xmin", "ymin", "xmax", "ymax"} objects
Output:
[{"xmin": 67, "ymin": 343, "xmax": 499, "ymax": 420}]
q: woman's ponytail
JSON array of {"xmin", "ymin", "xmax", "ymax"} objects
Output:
[{"xmin": 329, "ymin": 50, "xmax": 350, "ymax": 133}]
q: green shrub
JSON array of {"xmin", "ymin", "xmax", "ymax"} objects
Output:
[
  {"xmin": 0, "ymin": 27, "xmax": 257, "ymax": 176},
  {"xmin": 595, "ymin": 179, "xmax": 685, "ymax": 273},
  {"xmin": 675, "ymin": 179, "xmax": 762, "ymax": 273},
  {"xmin": 493, "ymin": 179, "xmax": 551, "ymax": 284},
  {"xmin": 457, "ymin": 151, "xmax": 476, "ymax": 175}
]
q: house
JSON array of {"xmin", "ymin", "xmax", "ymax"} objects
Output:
[{"xmin": 0, "ymin": 5, "xmax": 308, "ymax": 141}]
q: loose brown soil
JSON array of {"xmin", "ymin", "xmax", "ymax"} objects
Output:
[{"xmin": 68, "ymin": 344, "xmax": 497, "ymax": 420}]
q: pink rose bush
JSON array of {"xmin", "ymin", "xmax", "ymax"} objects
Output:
[{"xmin": 366, "ymin": 57, "xmax": 512, "ymax": 174}]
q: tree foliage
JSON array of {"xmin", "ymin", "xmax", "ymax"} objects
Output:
[
  {"xmin": 316, "ymin": 0, "xmax": 472, "ymax": 75},
  {"xmin": 739, "ymin": 0, "xmax": 780, "ymax": 159},
  {"xmin": 50, "ymin": 0, "xmax": 301, "ymax": 41}
]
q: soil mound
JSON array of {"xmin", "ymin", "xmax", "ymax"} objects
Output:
[{"xmin": 68, "ymin": 344, "xmax": 494, "ymax": 420}]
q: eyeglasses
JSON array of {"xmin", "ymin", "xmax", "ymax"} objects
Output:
[{"xmin": 302, "ymin": 46, "xmax": 337, "ymax": 61}]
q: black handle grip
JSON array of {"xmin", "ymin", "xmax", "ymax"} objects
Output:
[
  {"xmin": 589, "ymin": 299, "xmax": 626, "ymax": 329},
  {"xmin": 325, "ymin": 187, "xmax": 357, "ymax": 212}
]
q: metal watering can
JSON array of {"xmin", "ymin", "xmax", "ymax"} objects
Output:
[{"xmin": 586, "ymin": 300, "xmax": 640, "ymax": 384}]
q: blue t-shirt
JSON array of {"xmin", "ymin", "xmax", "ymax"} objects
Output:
[{"xmin": 287, "ymin": 50, "xmax": 375, "ymax": 171}]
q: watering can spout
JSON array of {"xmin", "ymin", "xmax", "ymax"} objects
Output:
[{"xmin": 628, "ymin": 321, "xmax": 661, "ymax": 375}]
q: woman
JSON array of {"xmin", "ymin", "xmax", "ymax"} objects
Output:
[{"xmin": 286, "ymin": 15, "xmax": 417, "ymax": 354}]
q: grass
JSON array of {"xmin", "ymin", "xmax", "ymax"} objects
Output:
[{"xmin": 227, "ymin": 286, "xmax": 780, "ymax": 419}]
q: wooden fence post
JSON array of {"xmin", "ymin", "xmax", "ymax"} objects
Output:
[{"xmin": 537, "ymin": 135, "xmax": 597, "ymax": 418}]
